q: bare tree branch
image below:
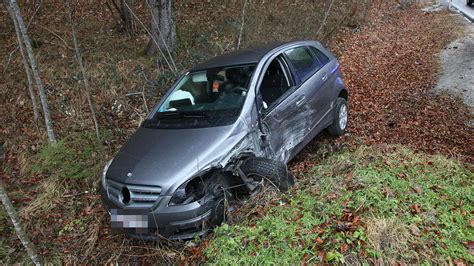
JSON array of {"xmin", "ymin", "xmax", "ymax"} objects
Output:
[
  {"xmin": 38, "ymin": 25, "xmax": 74, "ymax": 50},
  {"xmin": 123, "ymin": 0, "xmax": 178, "ymax": 74},
  {"xmin": 120, "ymin": 0, "xmax": 136, "ymax": 36},
  {"xmin": 3, "ymin": 1, "xmax": 42, "ymax": 74},
  {"xmin": 9, "ymin": 0, "xmax": 56, "ymax": 143},
  {"xmin": 4, "ymin": 0, "xmax": 40, "ymax": 124},
  {"xmin": 105, "ymin": 0, "xmax": 122, "ymax": 28},
  {"xmin": 316, "ymin": 0, "xmax": 336, "ymax": 37},
  {"xmin": 65, "ymin": 0, "xmax": 101, "ymax": 142},
  {"xmin": 237, "ymin": 0, "xmax": 247, "ymax": 50},
  {"xmin": 0, "ymin": 182, "xmax": 41, "ymax": 265}
]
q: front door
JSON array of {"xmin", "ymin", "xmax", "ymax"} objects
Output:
[{"xmin": 259, "ymin": 56, "xmax": 310, "ymax": 163}]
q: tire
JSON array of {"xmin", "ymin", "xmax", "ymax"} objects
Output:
[
  {"xmin": 240, "ymin": 157, "xmax": 294, "ymax": 192},
  {"xmin": 328, "ymin": 97, "xmax": 349, "ymax": 136},
  {"xmin": 469, "ymin": 0, "xmax": 473, "ymax": 6}
]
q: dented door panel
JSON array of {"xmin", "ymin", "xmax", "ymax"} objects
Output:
[{"xmin": 262, "ymin": 88, "xmax": 309, "ymax": 163}]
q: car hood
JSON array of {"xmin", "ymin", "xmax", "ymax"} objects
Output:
[{"xmin": 106, "ymin": 123, "xmax": 246, "ymax": 195}]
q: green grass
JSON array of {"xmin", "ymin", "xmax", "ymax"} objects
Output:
[
  {"xmin": 28, "ymin": 130, "xmax": 109, "ymax": 182},
  {"xmin": 18, "ymin": 130, "xmax": 110, "ymax": 217},
  {"xmin": 205, "ymin": 146, "xmax": 473, "ymax": 264}
]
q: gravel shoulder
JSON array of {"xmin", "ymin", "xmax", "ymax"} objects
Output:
[{"xmin": 434, "ymin": 15, "xmax": 474, "ymax": 124}]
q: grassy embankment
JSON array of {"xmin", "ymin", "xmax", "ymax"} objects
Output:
[{"xmin": 205, "ymin": 146, "xmax": 473, "ymax": 264}]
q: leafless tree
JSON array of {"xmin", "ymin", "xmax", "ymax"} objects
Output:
[
  {"xmin": 8, "ymin": 0, "xmax": 56, "ymax": 143},
  {"xmin": 4, "ymin": 0, "xmax": 40, "ymax": 124},
  {"xmin": 120, "ymin": 0, "xmax": 136, "ymax": 36},
  {"xmin": 105, "ymin": 0, "xmax": 136, "ymax": 36},
  {"xmin": 123, "ymin": 0, "xmax": 177, "ymax": 73},
  {"xmin": 65, "ymin": 0, "xmax": 101, "ymax": 142},
  {"xmin": 316, "ymin": 0, "xmax": 336, "ymax": 37},
  {"xmin": 237, "ymin": 0, "xmax": 248, "ymax": 50},
  {"xmin": 146, "ymin": 0, "xmax": 176, "ymax": 56},
  {"xmin": 3, "ymin": 1, "xmax": 42, "ymax": 75},
  {"xmin": 0, "ymin": 182, "xmax": 41, "ymax": 265}
]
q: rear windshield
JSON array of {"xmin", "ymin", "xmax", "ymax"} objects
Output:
[{"xmin": 142, "ymin": 64, "xmax": 256, "ymax": 129}]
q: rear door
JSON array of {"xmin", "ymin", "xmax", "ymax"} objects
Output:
[
  {"xmin": 307, "ymin": 45, "xmax": 335, "ymax": 129},
  {"xmin": 283, "ymin": 46, "xmax": 331, "ymax": 132}
]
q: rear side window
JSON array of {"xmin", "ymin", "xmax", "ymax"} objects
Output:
[
  {"xmin": 284, "ymin": 47, "xmax": 320, "ymax": 83},
  {"xmin": 309, "ymin": 46, "xmax": 330, "ymax": 65}
]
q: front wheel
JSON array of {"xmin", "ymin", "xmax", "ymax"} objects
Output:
[
  {"xmin": 328, "ymin": 98, "xmax": 349, "ymax": 136},
  {"xmin": 240, "ymin": 157, "xmax": 294, "ymax": 192}
]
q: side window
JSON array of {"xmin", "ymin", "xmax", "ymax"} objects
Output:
[
  {"xmin": 309, "ymin": 46, "xmax": 330, "ymax": 65},
  {"xmin": 284, "ymin": 47, "xmax": 321, "ymax": 83},
  {"xmin": 259, "ymin": 58, "xmax": 290, "ymax": 108}
]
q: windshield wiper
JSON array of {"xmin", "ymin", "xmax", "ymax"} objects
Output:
[
  {"xmin": 142, "ymin": 119, "xmax": 160, "ymax": 128},
  {"xmin": 157, "ymin": 111, "xmax": 209, "ymax": 118}
]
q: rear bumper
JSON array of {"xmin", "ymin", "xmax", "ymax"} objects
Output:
[{"xmin": 99, "ymin": 185, "xmax": 217, "ymax": 240}]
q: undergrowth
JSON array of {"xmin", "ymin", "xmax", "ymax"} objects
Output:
[
  {"xmin": 205, "ymin": 145, "xmax": 473, "ymax": 264},
  {"xmin": 18, "ymin": 130, "xmax": 110, "ymax": 219},
  {"xmin": 27, "ymin": 131, "xmax": 109, "ymax": 182}
]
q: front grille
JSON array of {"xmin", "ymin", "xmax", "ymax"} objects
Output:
[{"xmin": 106, "ymin": 179, "xmax": 162, "ymax": 209}]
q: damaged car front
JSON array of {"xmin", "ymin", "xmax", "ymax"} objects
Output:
[{"xmin": 100, "ymin": 64, "xmax": 263, "ymax": 240}]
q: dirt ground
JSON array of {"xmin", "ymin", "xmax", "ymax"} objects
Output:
[{"xmin": 434, "ymin": 14, "xmax": 474, "ymax": 126}]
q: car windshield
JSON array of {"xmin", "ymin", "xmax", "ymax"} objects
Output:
[{"xmin": 143, "ymin": 64, "xmax": 256, "ymax": 129}]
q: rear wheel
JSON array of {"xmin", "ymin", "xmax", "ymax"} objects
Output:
[
  {"xmin": 328, "ymin": 98, "xmax": 348, "ymax": 136},
  {"xmin": 240, "ymin": 157, "xmax": 294, "ymax": 192}
]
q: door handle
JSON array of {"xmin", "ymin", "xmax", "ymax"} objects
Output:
[
  {"xmin": 295, "ymin": 95, "xmax": 306, "ymax": 107},
  {"xmin": 322, "ymin": 73, "xmax": 328, "ymax": 81}
]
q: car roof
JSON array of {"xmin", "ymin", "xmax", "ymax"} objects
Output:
[{"xmin": 189, "ymin": 41, "xmax": 300, "ymax": 72}]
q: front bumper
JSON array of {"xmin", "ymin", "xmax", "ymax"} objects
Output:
[{"xmin": 99, "ymin": 185, "xmax": 217, "ymax": 240}]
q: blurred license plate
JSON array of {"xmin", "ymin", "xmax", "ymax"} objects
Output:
[{"xmin": 110, "ymin": 209, "xmax": 148, "ymax": 228}]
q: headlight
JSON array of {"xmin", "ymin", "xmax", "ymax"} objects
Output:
[
  {"xmin": 169, "ymin": 176, "xmax": 208, "ymax": 206},
  {"xmin": 102, "ymin": 159, "xmax": 113, "ymax": 188}
]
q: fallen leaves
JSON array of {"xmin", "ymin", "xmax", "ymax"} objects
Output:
[
  {"xmin": 409, "ymin": 224, "xmax": 421, "ymax": 237},
  {"xmin": 463, "ymin": 241, "xmax": 474, "ymax": 255},
  {"xmin": 411, "ymin": 185, "xmax": 422, "ymax": 194},
  {"xmin": 326, "ymin": 192, "xmax": 339, "ymax": 200},
  {"xmin": 331, "ymin": 7, "xmax": 473, "ymax": 163},
  {"xmin": 411, "ymin": 204, "xmax": 422, "ymax": 214},
  {"xmin": 315, "ymin": 237, "xmax": 324, "ymax": 245}
]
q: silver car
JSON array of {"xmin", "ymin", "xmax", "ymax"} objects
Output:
[{"xmin": 100, "ymin": 41, "xmax": 349, "ymax": 240}]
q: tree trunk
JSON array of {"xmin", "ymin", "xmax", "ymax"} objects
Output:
[
  {"xmin": 120, "ymin": 0, "xmax": 135, "ymax": 36},
  {"xmin": 236, "ymin": 0, "xmax": 247, "ymax": 50},
  {"xmin": 66, "ymin": 0, "xmax": 101, "ymax": 142},
  {"xmin": 4, "ymin": 0, "xmax": 40, "ymax": 124},
  {"xmin": 146, "ymin": 0, "xmax": 176, "ymax": 56},
  {"xmin": 9, "ymin": 0, "xmax": 56, "ymax": 143},
  {"xmin": 316, "ymin": 0, "xmax": 336, "ymax": 37},
  {"xmin": 0, "ymin": 183, "xmax": 41, "ymax": 265}
]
